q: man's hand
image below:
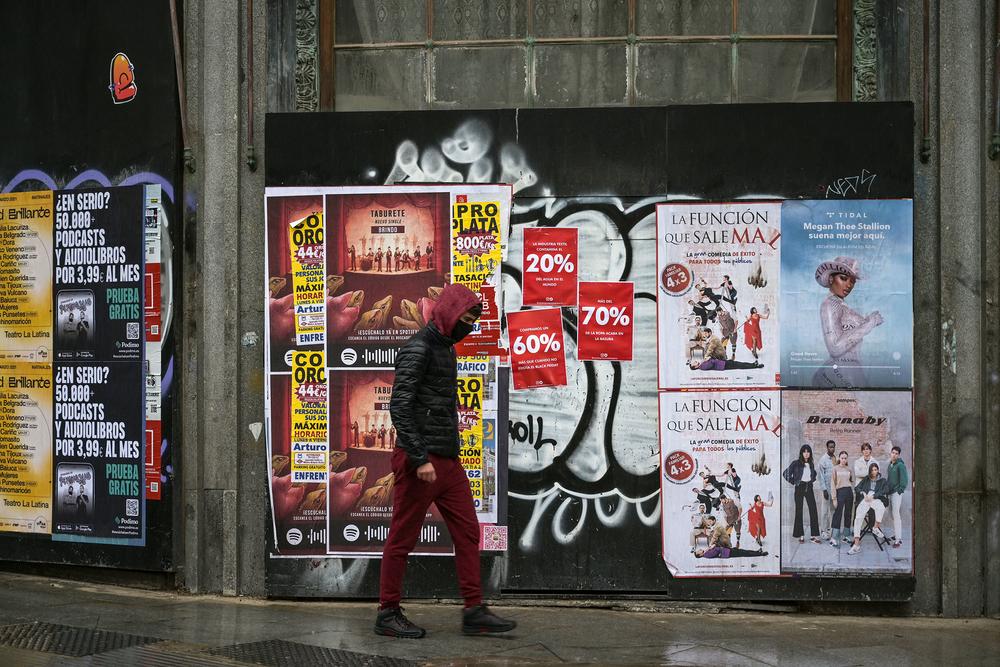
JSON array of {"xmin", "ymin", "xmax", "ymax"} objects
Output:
[{"xmin": 416, "ymin": 462, "xmax": 436, "ymax": 483}]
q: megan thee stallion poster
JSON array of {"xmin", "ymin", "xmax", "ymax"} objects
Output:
[{"xmin": 779, "ymin": 200, "xmax": 912, "ymax": 389}]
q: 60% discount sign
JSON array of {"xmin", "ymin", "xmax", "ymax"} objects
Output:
[
  {"xmin": 506, "ymin": 307, "xmax": 568, "ymax": 390},
  {"xmin": 522, "ymin": 227, "xmax": 578, "ymax": 306}
]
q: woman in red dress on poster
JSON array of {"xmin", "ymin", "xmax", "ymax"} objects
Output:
[
  {"xmin": 742, "ymin": 306, "xmax": 770, "ymax": 363},
  {"xmin": 747, "ymin": 492, "xmax": 773, "ymax": 548}
]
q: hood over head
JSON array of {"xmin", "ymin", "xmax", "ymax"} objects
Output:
[{"xmin": 430, "ymin": 283, "xmax": 481, "ymax": 338}]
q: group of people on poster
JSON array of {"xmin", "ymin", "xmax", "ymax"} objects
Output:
[
  {"xmin": 658, "ymin": 200, "xmax": 914, "ymax": 577},
  {"xmin": 347, "ymin": 242, "xmax": 435, "ymax": 273}
]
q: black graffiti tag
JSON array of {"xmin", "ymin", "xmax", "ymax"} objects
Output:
[{"xmin": 509, "ymin": 415, "xmax": 557, "ymax": 455}]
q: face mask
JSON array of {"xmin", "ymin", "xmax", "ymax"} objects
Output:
[{"xmin": 451, "ymin": 320, "xmax": 475, "ymax": 341}]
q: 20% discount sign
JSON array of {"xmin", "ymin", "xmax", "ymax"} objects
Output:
[
  {"xmin": 506, "ymin": 307, "xmax": 568, "ymax": 390},
  {"xmin": 522, "ymin": 227, "xmax": 578, "ymax": 306}
]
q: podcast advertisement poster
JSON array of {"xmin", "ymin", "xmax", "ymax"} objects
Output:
[
  {"xmin": 659, "ymin": 391, "xmax": 781, "ymax": 577},
  {"xmin": 656, "ymin": 202, "xmax": 781, "ymax": 391},
  {"xmin": 779, "ymin": 200, "xmax": 913, "ymax": 389}
]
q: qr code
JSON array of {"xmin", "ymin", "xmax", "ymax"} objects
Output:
[
  {"xmin": 126, "ymin": 499, "xmax": 140, "ymax": 516},
  {"xmin": 127, "ymin": 322, "xmax": 141, "ymax": 340},
  {"xmin": 479, "ymin": 524, "xmax": 508, "ymax": 551}
]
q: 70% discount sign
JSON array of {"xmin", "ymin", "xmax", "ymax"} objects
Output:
[{"xmin": 522, "ymin": 227, "xmax": 579, "ymax": 306}]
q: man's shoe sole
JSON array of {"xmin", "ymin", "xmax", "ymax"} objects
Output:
[
  {"xmin": 374, "ymin": 625, "xmax": 426, "ymax": 639},
  {"xmin": 461, "ymin": 622, "xmax": 516, "ymax": 635}
]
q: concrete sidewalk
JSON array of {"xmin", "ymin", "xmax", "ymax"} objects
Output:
[{"xmin": 0, "ymin": 572, "xmax": 997, "ymax": 666}]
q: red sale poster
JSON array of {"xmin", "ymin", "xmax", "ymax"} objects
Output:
[
  {"xmin": 507, "ymin": 308, "xmax": 568, "ymax": 390},
  {"xmin": 577, "ymin": 282, "xmax": 634, "ymax": 361},
  {"xmin": 522, "ymin": 227, "xmax": 578, "ymax": 306}
]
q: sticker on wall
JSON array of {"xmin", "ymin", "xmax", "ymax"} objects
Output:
[
  {"xmin": 507, "ymin": 307, "xmax": 567, "ymax": 390},
  {"xmin": 521, "ymin": 227, "xmax": 578, "ymax": 306},
  {"xmin": 109, "ymin": 53, "xmax": 137, "ymax": 104}
]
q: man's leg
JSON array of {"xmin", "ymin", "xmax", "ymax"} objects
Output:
[
  {"xmin": 431, "ymin": 456, "xmax": 483, "ymax": 608},
  {"xmin": 379, "ymin": 451, "xmax": 434, "ymax": 609},
  {"xmin": 891, "ymin": 492, "xmax": 903, "ymax": 542}
]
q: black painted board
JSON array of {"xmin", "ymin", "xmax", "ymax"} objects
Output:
[
  {"xmin": 265, "ymin": 107, "xmax": 667, "ymax": 197},
  {"xmin": 666, "ymin": 102, "xmax": 914, "ymax": 200},
  {"xmin": 0, "ymin": 0, "xmax": 179, "ymax": 572}
]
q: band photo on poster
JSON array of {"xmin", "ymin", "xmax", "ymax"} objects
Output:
[
  {"xmin": 780, "ymin": 390, "xmax": 913, "ymax": 574},
  {"xmin": 657, "ymin": 203, "xmax": 781, "ymax": 390},
  {"xmin": 780, "ymin": 200, "xmax": 913, "ymax": 389}
]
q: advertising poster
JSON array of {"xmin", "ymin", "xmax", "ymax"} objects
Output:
[
  {"xmin": 268, "ymin": 372, "xmax": 328, "ymax": 556},
  {"xmin": 659, "ymin": 391, "xmax": 781, "ymax": 577},
  {"xmin": 0, "ymin": 190, "xmax": 53, "ymax": 363},
  {"xmin": 142, "ymin": 187, "xmax": 165, "ymax": 501},
  {"xmin": 325, "ymin": 191, "xmax": 451, "ymax": 369},
  {"xmin": 52, "ymin": 362, "xmax": 145, "ymax": 543},
  {"xmin": 265, "ymin": 194, "xmax": 324, "ymax": 371},
  {"xmin": 264, "ymin": 185, "xmax": 510, "ymax": 557},
  {"xmin": 577, "ymin": 281, "xmax": 633, "ymax": 361},
  {"xmin": 656, "ymin": 202, "xmax": 781, "ymax": 390},
  {"xmin": 325, "ymin": 369, "xmax": 454, "ymax": 556},
  {"xmin": 521, "ymin": 227, "xmax": 578, "ymax": 306},
  {"xmin": 290, "ymin": 350, "xmax": 328, "ymax": 484},
  {"xmin": 507, "ymin": 308, "xmax": 567, "ymax": 390},
  {"xmin": 779, "ymin": 200, "xmax": 913, "ymax": 389},
  {"xmin": 53, "ymin": 188, "xmax": 145, "ymax": 363},
  {"xmin": 289, "ymin": 211, "xmax": 326, "ymax": 346},
  {"xmin": 0, "ymin": 362, "xmax": 53, "ymax": 534},
  {"xmin": 452, "ymin": 195, "xmax": 507, "ymax": 359},
  {"xmin": 780, "ymin": 390, "xmax": 913, "ymax": 575}
]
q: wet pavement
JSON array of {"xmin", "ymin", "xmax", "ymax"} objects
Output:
[{"xmin": 0, "ymin": 572, "xmax": 997, "ymax": 666}]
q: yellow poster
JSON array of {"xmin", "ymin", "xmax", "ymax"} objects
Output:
[
  {"xmin": 0, "ymin": 361, "xmax": 53, "ymax": 534},
  {"xmin": 289, "ymin": 211, "xmax": 326, "ymax": 346},
  {"xmin": 0, "ymin": 190, "xmax": 53, "ymax": 362},
  {"xmin": 451, "ymin": 199, "xmax": 503, "ymax": 361},
  {"xmin": 290, "ymin": 350, "xmax": 328, "ymax": 483},
  {"xmin": 457, "ymin": 375, "xmax": 484, "ymax": 506}
]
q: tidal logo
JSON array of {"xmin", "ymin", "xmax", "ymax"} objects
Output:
[{"xmin": 109, "ymin": 53, "xmax": 137, "ymax": 104}]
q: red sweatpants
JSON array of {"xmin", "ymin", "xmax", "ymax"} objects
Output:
[{"xmin": 379, "ymin": 449, "xmax": 482, "ymax": 608}]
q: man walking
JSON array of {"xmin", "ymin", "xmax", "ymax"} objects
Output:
[{"xmin": 376, "ymin": 283, "xmax": 516, "ymax": 638}]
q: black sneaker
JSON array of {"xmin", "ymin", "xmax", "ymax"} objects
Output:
[
  {"xmin": 374, "ymin": 607, "xmax": 426, "ymax": 639},
  {"xmin": 462, "ymin": 605, "xmax": 516, "ymax": 635}
]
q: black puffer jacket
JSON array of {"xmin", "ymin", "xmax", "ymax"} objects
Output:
[{"xmin": 389, "ymin": 284, "xmax": 479, "ymax": 466}]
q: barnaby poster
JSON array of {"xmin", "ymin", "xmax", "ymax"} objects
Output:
[
  {"xmin": 656, "ymin": 203, "xmax": 781, "ymax": 390},
  {"xmin": 780, "ymin": 390, "xmax": 912, "ymax": 575},
  {"xmin": 659, "ymin": 390, "xmax": 781, "ymax": 577},
  {"xmin": 779, "ymin": 200, "xmax": 913, "ymax": 389}
]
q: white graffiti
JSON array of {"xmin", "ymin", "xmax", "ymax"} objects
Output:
[{"xmin": 383, "ymin": 119, "xmax": 663, "ymax": 551}]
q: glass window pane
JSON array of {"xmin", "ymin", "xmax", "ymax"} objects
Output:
[
  {"xmin": 637, "ymin": 0, "xmax": 732, "ymax": 36},
  {"xmin": 432, "ymin": 1, "xmax": 527, "ymax": 40},
  {"xmin": 532, "ymin": 0, "xmax": 628, "ymax": 38},
  {"xmin": 535, "ymin": 44, "xmax": 627, "ymax": 107},
  {"xmin": 432, "ymin": 47, "xmax": 528, "ymax": 108},
  {"xmin": 334, "ymin": 49, "xmax": 426, "ymax": 110},
  {"xmin": 738, "ymin": 0, "xmax": 836, "ymax": 35},
  {"xmin": 738, "ymin": 42, "xmax": 836, "ymax": 102},
  {"xmin": 635, "ymin": 43, "xmax": 732, "ymax": 104},
  {"xmin": 336, "ymin": 0, "xmax": 427, "ymax": 44}
]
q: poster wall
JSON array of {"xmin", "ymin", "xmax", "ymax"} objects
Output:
[
  {"xmin": 779, "ymin": 200, "xmax": 913, "ymax": 389},
  {"xmin": 264, "ymin": 185, "xmax": 510, "ymax": 558},
  {"xmin": 656, "ymin": 202, "xmax": 781, "ymax": 391},
  {"xmin": 659, "ymin": 391, "xmax": 781, "ymax": 577},
  {"xmin": 780, "ymin": 390, "xmax": 913, "ymax": 574},
  {"xmin": 0, "ymin": 187, "xmax": 148, "ymax": 545}
]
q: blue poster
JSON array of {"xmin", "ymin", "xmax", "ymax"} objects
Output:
[{"xmin": 779, "ymin": 200, "xmax": 912, "ymax": 389}]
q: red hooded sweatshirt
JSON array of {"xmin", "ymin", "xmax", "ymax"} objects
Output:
[{"xmin": 430, "ymin": 283, "xmax": 481, "ymax": 340}]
